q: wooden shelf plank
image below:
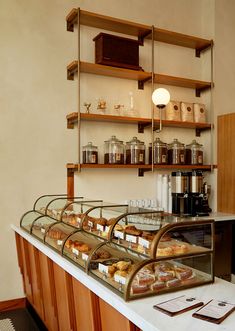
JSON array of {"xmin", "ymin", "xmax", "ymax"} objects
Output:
[
  {"xmin": 152, "ymin": 28, "xmax": 212, "ymax": 53},
  {"xmin": 66, "ymin": 112, "xmax": 212, "ymax": 133},
  {"xmin": 67, "ymin": 61, "xmax": 151, "ymax": 82},
  {"xmin": 66, "ymin": 163, "xmax": 213, "ymax": 171},
  {"xmin": 66, "ymin": 9, "xmax": 212, "ymax": 53},
  {"xmin": 154, "ymin": 73, "xmax": 211, "ymax": 90},
  {"xmin": 67, "ymin": 61, "xmax": 211, "ymax": 93}
]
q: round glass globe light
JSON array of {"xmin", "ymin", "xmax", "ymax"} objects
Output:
[{"xmin": 152, "ymin": 88, "xmax": 170, "ymax": 107}]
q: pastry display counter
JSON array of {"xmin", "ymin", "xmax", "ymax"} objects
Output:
[
  {"xmin": 19, "ymin": 195, "xmax": 215, "ymax": 301},
  {"xmin": 13, "ymin": 225, "xmax": 235, "ymax": 331}
]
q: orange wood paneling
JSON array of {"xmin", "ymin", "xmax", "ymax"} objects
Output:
[
  {"xmin": 217, "ymin": 113, "xmax": 235, "ymax": 212},
  {"xmin": 72, "ymin": 277, "xmax": 100, "ymax": 331},
  {"xmin": 53, "ymin": 262, "xmax": 77, "ymax": 331},
  {"xmin": 28, "ymin": 244, "xmax": 44, "ymax": 320},
  {"xmin": 99, "ymin": 297, "xmax": 136, "ymax": 331},
  {"xmin": 20, "ymin": 237, "xmax": 33, "ymax": 303},
  {"xmin": 38, "ymin": 251, "xmax": 59, "ymax": 331}
]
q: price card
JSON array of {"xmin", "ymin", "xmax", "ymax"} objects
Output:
[
  {"xmin": 41, "ymin": 228, "xmax": 45, "ymax": 234},
  {"xmin": 57, "ymin": 240, "xmax": 63, "ymax": 246},
  {"xmin": 114, "ymin": 274, "xmax": 126, "ymax": 285},
  {"xmin": 126, "ymin": 234, "xmax": 137, "ymax": 243},
  {"xmin": 154, "ymin": 295, "xmax": 204, "ymax": 316},
  {"xmin": 138, "ymin": 237, "xmax": 150, "ymax": 249},
  {"xmin": 105, "ymin": 226, "xmax": 110, "ymax": 233},
  {"xmin": 88, "ymin": 221, "xmax": 93, "ymax": 228},
  {"xmin": 76, "ymin": 216, "xmax": 82, "ymax": 224},
  {"xmin": 97, "ymin": 224, "xmax": 104, "ymax": 232},
  {"xmin": 114, "ymin": 230, "xmax": 124, "ymax": 239},
  {"xmin": 82, "ymin": 253, "xmax": 89, "ymax": 261},
  {"xmin": 72, "ymin": 248, "xmax": 79, "ymax": 256},
  {"xmin": 193, "ymin": 300, "xmax": 235, "ymax": 320},
  {"xmin": 98, "ymin": 263, "xmax": 109, "ymax": 274}
]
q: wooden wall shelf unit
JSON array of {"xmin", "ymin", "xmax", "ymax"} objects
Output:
[
  {"xmin": 67, "ymin": 60, "xmax": 211, "ymax": 95},
  {"xmin": 65, "ymin": 7, "xmax": 213, "ymax": 196},
  {"xmin": 66, "ymin": 112, "xmax": 212, "ymax": 136},
  {"xmin": 66, "ymin": 8, "xmax": 212, "ymax": 56}
]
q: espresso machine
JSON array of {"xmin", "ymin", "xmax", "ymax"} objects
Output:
[{"xmin": 171, "ymin": 171, "xmax": 211, "ymax": 216}]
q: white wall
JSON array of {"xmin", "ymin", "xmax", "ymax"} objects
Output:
[{"xmin": 0, "ymin": 0, "xmax": 214, "ymax": 300}]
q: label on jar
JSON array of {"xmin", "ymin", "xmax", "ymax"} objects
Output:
[
  {"xmin": 96, "ymin": 224, "xmax": 104, "ymax": 232},
  {"xmin": 116, "ymin": 153, "xmax": 121, "ymax": 161},
  {"xmin": 198, "ymin": 155, "xmax": 203, "ymax": 164},
  {"xmin": 114, "ymin": 230, "xmax": 124, "ymax": 239},
  {"xmin": 139, "ymin": 153, "xmax": 144, "ymax": 162},
  {"xmin": 98, "ymin": 263, "xmax": 109, "ymax": 274},
  {"xmin": 180, "ymin": 154, "xmax": 185, "ymax": 163},
  {"xmin": 138, "ymin": 237, "xmax": 150, "ymax": 248},
  {"xmin": 126, "ymin": 234, "xmax": 137, "ymax": 243},
  {"xmin": 72, "ymin": 248, "xmax": 79, "ymax": 256},
  {"xmin": 162, "ymin": 154, "xmax": 167, "ymax": 163},
  {"xmin": 114, "ymin": 274, "xmax": 126, "ymax": 285},
  {"xmin": 91, "ymin": 154, "xmax": 96, "ymax": 163}
]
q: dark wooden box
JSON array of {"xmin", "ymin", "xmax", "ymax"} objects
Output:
[{"xmin": 93, "ymin": 33, "xmax": 141, "ymax": 71}]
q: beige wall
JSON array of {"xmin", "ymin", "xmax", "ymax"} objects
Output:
[{"xmin": 0, "ymin": 0, "xmax": 215, "ymax": 300}]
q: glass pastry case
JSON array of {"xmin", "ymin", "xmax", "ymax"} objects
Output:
[
  {"xmin": 20, "ymin": 195, "xmax": 215, "ymax": 301},
  {"xmin": 63, "ymin": 231, "xmax": 106, "ymax": 270},
  {"xmin": 20, "ymin": 210, "xmax": 43, "ymax": 233},
  {"xmin": 60, "ymin": 200, "xmax": 103, "ymax": 228},
  {"xmin": 44, "ymin": 222, "xmax": 77, "ymax": 253},
  {"xmin": 33, "ymin": 194, "xmax": 84, "ymax": 219},
  {"xmin": 31, "ymin": 215, "xmax": 58, "ymax": 241}
]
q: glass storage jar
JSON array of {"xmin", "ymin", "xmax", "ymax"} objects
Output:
[
  {"xmin": 168, "ymin": 138, "xmax": 185, "ymax": 165},
  {"xmin": 82, "ymin": 142, "xmax": 98, "ymax": 164},
  {"xmin": 126, "ymin": 137, "xmax": 145, "ymax": 164},
  {"xmin": 185, "ymin": 140, "xmax": 203, "ymax": 165},
  {"xmin": 149, "ymin": 138, "xmax": 168, "ymax": 164},
  {"xmin": 104, "ymin": 135, "xmax": 124, "ymax": 164}
]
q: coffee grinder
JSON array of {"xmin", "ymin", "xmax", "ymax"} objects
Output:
[{"xmin": 171, "ymin": 170, "xmax": 211, "ymax": 216}]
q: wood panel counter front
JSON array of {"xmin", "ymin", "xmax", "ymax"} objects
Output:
[{"xmin": 12, "ymin": 225, "xmax": 235, "ymax": 331}]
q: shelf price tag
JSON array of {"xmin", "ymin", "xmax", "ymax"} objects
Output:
[
  {"xmin": 98, "ymin": 263, "xmax": 109, "ymax": 275},
  {"xmin": 57, "ymin": 240, "xmax": 63, "ymax": 246},
  {"xmin": 72, "ymin": 248, "xmax": 79, "ymax": 256},
  {"xmin": 82, "ymin": 253, "xmax": 89, "ymax": 261},
  {"xmin": 114, "ymin": 230, "xmax": 124, "ymax": 240},
  {"xmin": 41, "ymin": 228, "xmax": 45, "ymax": 234},
  {"xmin": 114, "ymin": 274, "xmax": 126, "ymax": 285},
  {"xmin": 97, "ymin": 224, "xmax": 104, "ymax": 232},
  {"xmin": 105, "ymin": 226, "xmax": 110, "ymax": 233},
  {"xmin": 126, "ymin": 234, "xmax": 137, "ymax": 243},
  {"xmin": 88, "ymin": 220, "xmax": 93, "ymax": 228},
  {"xmin": 138, "ymin": 237, "xmax": 150, "ymax": 249}
]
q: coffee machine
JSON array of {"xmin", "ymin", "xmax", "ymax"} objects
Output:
[{"xmin": 171, "ymin": 171, "xmax": 211, "ymax": 216}]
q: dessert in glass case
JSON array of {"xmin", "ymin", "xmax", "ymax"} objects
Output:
[
  {"xmin": 31, "ymin": 215, "xmax": 58, "ymax": 241},
  {"xmin": 81, "ymin": 204, "xmax": 129, "ymax": 239},
  {"xmin": 63, "ymin": 231, "xmax": 106, "ymax": 270},
  {"xmin": 60, "ymin": 200, "xmax": 103, "ymax": 228},
  {"xmin": 44, "ymin": 222, "xmax": 76, "ymax": 253}
]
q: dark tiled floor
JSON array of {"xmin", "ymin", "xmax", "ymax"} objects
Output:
[{"xmin": 0, "ymin": 308, "xmax": 46, "ymax": 331}]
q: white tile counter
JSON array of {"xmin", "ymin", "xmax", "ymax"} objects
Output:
[{"xmin": 12, "ymin": 224, "xmax": 235, "ymax": 331}]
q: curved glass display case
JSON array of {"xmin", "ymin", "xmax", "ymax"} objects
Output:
[
  {"xmin": 63, "ymin": 231, "xmax": 105, "ymax": 270},
  {"xmin": 60, "ymin": 200, "xmax": 103, "ymax": 228},
  {"xmin": 20, "ymin": 210, "xmax": 43, "ymax": 233},
  {"xmin": 44, "ymin": 222, "xmax": 76, "ymax": 253},
  {"xmin": 33, "ymin": 194, "xmax": 84, "ymax": 219},
  {"xmin": 20, "ymin": 195, "xmax": 215, "ymax": 301}
]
